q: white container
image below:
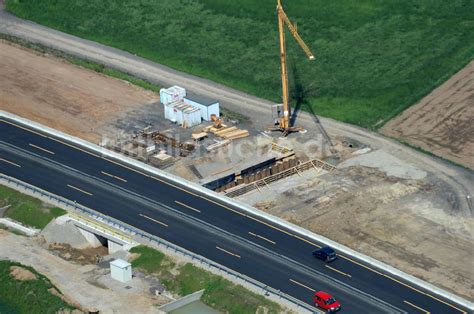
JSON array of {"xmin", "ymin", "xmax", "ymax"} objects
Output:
[
  {"xmin": 182, "ymin": 106, "xmax": 201, "ymax": 128},
  {"xmin": 160, "ymin": 86, "xmax": 186, "ymax": 105},
  {"xmin": 164, "ymin": 101, "xmax": 181, "ymax": 122},
  {"xmin": 172, "ymin": 103, "xmax": 201, "ymax": 128},
  {"xmin": 110, "ymin": 259, "xmax": 132, "ymax": 283},
  {"xmin": 183, "ymin": 94, "xmax": 219, "ymax": 121},
  {"xmin": 174, "ymin": 103, "xmax": 187, "ymax": 125}
]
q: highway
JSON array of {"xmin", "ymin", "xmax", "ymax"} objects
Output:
[{"xmin": 0, "ymin": 117, "xmax": 471, "ymax": 314}]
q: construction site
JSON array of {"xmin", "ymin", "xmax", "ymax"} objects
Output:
[{"xmin": 0, "ymin": 0, "xmax": 473, "ymax": 311}]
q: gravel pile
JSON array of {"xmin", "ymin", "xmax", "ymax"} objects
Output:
[{"xmin": 41, "ymin": 218, "xmax": 90, "ymax": 249}]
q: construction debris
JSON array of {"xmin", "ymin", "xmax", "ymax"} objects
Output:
[{"xmin": 145, "ymin": 131, "xmax": 195, "ymax": 157}]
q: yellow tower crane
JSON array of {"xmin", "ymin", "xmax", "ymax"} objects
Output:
[{"xmin": 271, "ymin": 0, "xmax": 315, "ymax": 136}]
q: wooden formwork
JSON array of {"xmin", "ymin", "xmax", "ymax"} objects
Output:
[{"xmin": 224, "ymin": 158, "xmax": 336, "ymax": 198}]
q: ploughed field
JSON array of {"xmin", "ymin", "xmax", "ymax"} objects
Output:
[
  {"xmin": 381, "ymin": 61, "xmax": 474, "ymax": 169},
  {"xmin": 6, "ymin": 0, "xmax": 474, "ymax": 129}
]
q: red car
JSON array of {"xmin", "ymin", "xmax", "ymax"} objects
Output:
[{"xmin": 313, "ymin": 291, "xmax": 341, "ymax": 312}]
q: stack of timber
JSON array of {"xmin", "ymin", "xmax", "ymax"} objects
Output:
[{"xmin": 210, "ymin": 125, "xmax": 249, "ymax": 140}]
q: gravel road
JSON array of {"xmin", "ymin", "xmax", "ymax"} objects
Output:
[{"xmin": 0, "ymin": 4, "xmax": 472, "ymax": 215}]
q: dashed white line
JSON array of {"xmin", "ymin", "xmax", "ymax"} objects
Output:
[
  {"xmin": 289, "ymin": 278, "xmax": 315, "ymax": 292},
  {"xmin": 175, "ymin": 200, "xmax": 201, "ymax": 213},
  {"xmin": 139, "ymin": 213, "xmax": 169, "ymax": 227},
  {"xmin": 101, "ymin": 171, "xmax": 127, "ymax": 182},
  {"xmin": 29, "ymin": 143, "xmax": 54, "ymax": 154},
  {"xmin": 248, "ymin": 231, "xmax": 276, "ymax": 244},
  {"xmin": 325, "ymin": 265, "xmax": 352, "ymax": 278},
  {"xmin": 216, "ymin": 246, "xmax": 241, "ymax": 258},
  {"xmin": 0, "ymin": 158, "xmax": 21, "ymax": 167},
  {"xmin": 67, "ymin": 184, "xmax": 93, "ymax": 196},
  {"xmin": 404, "ymin": 300, "xmax": 431, "ymax": 313}
]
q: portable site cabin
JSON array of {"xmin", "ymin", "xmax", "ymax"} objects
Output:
[
  {"xmin": 160, "ymin": 86, "xmax": 186, "ymax": 105},
  {"xmin": 175, "ymin": 103, "xmax": 201, "ymax": 128},
  {"xmin": 164, "ymin": 101, "xmax": 201, "ymax": 128},
  {"xmin": 164, "ymin": 101, "xmax": 180, "ymax": 123},
  {"xmin": 183, "ymin": 94, "xmax": 220, "ymax": 121}
]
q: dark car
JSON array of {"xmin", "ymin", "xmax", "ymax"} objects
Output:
[{"xmin": 313, "ymin": 246, "xmax": 337, "ymax": 262}]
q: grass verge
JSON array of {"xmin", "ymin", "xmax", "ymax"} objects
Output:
[
  {"xmin": 0, "ymin": 34, "xmax": 161, "ymax": 93},
  {"xmin": 0, "ymin": 185, "xmax": 66, "ymax": 229},
  {"xmin": 0, "ymin": 260, "xmax": 75, "ymax": 313},
  {"xmin": 130, "ymin": 245, "xmax": 281, "ymax": 314}
]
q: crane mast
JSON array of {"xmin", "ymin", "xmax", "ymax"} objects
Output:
[{"xmin": 275, "ymin": 0, "xmax": 314, "ymax": 134}]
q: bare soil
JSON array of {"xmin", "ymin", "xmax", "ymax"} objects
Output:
[
  {"xmin": 48, "ymin": 242, "xmax": 109, "ymax": 265},
  {"xmin": 10, "ymin": 265, "xmax": 37, "ymax": 281},
  {"xmin": 381, "ymin": 61, "xmax": 474, "ymax": 169},
  {"xmin": 0, "ymin": 40, "xmax": 158, "ymax": 143}
]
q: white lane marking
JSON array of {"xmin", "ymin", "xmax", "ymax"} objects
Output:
[
  {"xmin": 216, "ymin": 246, "xmax": 241, "ymax": 258},
  {"xmin": 29, "ymin": 143, "xmax": 54, "ymax": 154},
  {"xmin": 403, "ymin": 300, "xmax": 431, "ymax": 313},
  {"xmin": 325, "ymin": 265, "xmax": 352, "ymax": 278},
  {"xmin": 248, "ymin": 231, "xmax": 276, "ymax": 245},
  {"xmin": 289, "ymin": 278, "xmax": 315, "ymax": 292},
  {"xmin": 175, "ymin": 200, "xmax": 201, "ymax": 213},
  {"xmin": 67, "ymin": 184, "xmax": 93, "ymax": 196},
  {"xmin": 139, "ymin": 213, "xmax": 168, "ymax": 227},
  {"xmin": 0, "ymin": 158, "xmax": 21, "ymax": 167},
  {"xmin": 101, "ymin": 171, "xmax": 127, "ymax": 182}
]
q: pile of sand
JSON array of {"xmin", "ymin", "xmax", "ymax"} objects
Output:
[{"xmin": 41, "ymin": 219, "xmax": 90, "ymax": 249}]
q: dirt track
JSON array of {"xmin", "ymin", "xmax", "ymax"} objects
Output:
[
  {"xmin": 0, "ymin": 40, "xmax": 158, "ymax": 143},
  {"xmin": 382, "ymin": 61, "xmax": 474, "ymax": 169}
]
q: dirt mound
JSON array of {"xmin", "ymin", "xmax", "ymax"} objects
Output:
[
  {"xmin": 10, "ymin": 266, "xmax": 37, "ymax": 281},
  {"xmin": 49, "ymin": 243, "xmax": 109, "ymax": 265},
  {"xmin": 381, "ymin": 61, "xmax": 474, "ymax": 169},
  {"xmin": 41, "ymin": 219, "xmax": 90, "ymax": 249}
]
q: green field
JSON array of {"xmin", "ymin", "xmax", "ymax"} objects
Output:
[
  {"xmin": 5, "ymin": 0, "xmax": 474, "ymax": 128},
  {"xmin": 0, "ymin": 185, "xmax": 66, "ymax": 229},
  {"xmin": 130, "ymin": 245, "xmax": 281, "ymax": 313},
  {"xmin": 0, "ymin": 260, "xmax": 75, "ymax": 314}
]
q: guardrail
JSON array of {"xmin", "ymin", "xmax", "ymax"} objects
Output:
[
  {"xmin": 0, "ymin": 173, "xmax": 317, "ymax": 313},
  {"xmin": 67, "ymin": 212, "xmax": 134, "ymax": 244}
]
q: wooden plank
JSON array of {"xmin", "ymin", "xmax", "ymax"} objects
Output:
[
  {"xmin": 226, "ymin": 133, "xmax": 250, "ymax": 140},
  {"xmin": 222, "ymin": 130, "xmax": 249, "ymax": 139},
  {"xmin": 215, "ymin": 126, "xmax": 238, "ymax": 136}
]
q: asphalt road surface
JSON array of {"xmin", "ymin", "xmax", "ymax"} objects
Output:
[{"xmin": 1, "ymin": 119, "xmax": 471, "ymax": 314}]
